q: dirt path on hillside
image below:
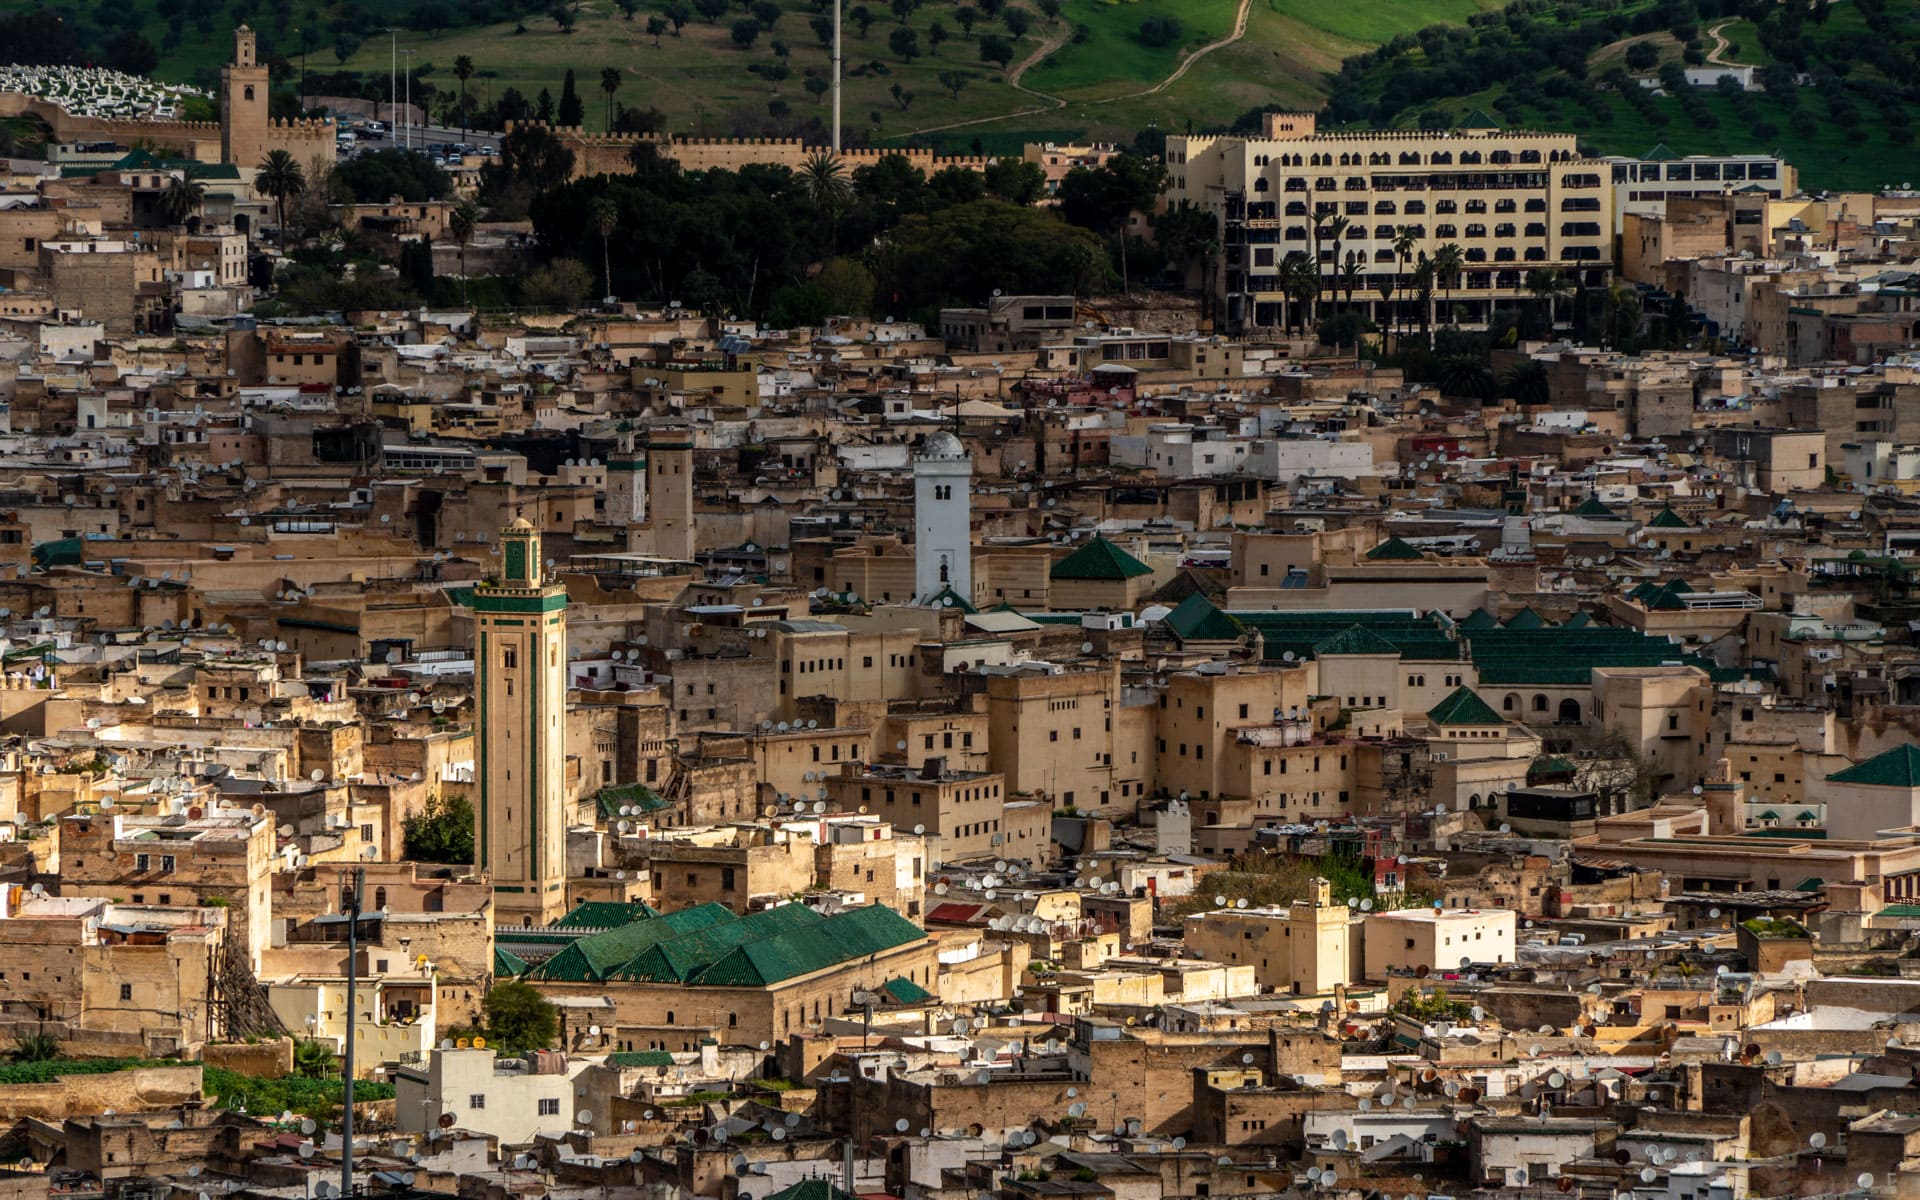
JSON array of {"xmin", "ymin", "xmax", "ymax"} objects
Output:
[{"xmin": 904, "ymin": 0, "xmax": 1255, "ymax": 137}]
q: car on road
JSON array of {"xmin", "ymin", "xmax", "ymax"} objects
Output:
[{"xmin": 362, "ymin": 121, "xmax": 388, "ymax": 139}]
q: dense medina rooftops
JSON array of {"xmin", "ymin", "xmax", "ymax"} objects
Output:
[{"xmin": 527, "ymin": 901, "xmax": 923, "ymax": 987}]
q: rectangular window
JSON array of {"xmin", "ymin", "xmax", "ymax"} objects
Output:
[{"xmin": 469, "ymin": 1095, "xmax": 486, "ymax": 1110}]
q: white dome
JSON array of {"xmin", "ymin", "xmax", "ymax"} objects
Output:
[{"xmin": 919, "ymin": 431, "xmax": 966, "ymax": 460}]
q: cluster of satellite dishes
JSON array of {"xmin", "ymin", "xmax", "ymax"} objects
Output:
[
  {"xmin": 986, "ymin": 914, "xmax": 1050, "ymax": 934},
  {"xmin": 761, "ymin": 718, "xmax": 822, "ymax": 733}
]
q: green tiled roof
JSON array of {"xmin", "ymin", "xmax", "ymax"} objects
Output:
[
  {"xmin": 691, "ymin": 905, "xmax": 926, "ymax": 987},
  {"xmin": 880, "ymin": 975, "xmax": 933, "ymax": 1004},
  {"xmin": 1503, "ymin": 606, "xmax": 1547, "ymax": 630},
  {"xmin": 765, "ymin": 1182, "xmax": 861, "ymax": 1200},
  {"xmin": 1315, "ymin": 623, "xmax": 1403, "ymax": 657},
  {"xmin": 1458, "ymin": 609, "xmax": 1499, "ymax": 632},
  {"xmin": 607, "ymin": 1050, "xmax": 676, "ymax": 1068},
  {"xmin": 1630, "ymin": 577, "xmax": 1694, "ymax": 611},
  {"xmin": 1366, "ymin": 536, "xmax": 1424, "ymax": 561},
  {"xmin": 531, "ymin": 903, "xmax": 736, "ymax": 983},
  {"xmin": 1235, "ymin": 610, "xmax": 1460, "ymax": 664},
  {"xmin": 555, "ymin": 899, "xmax": 661, "ymax": 930},
  {"xmin": 608, "ymin": 903, "xmax": 825, "ymax": 983},
  {"xmin": 597, "ymin": 783, "xmax": 670, "ymax": 818},
  {"xmin": 1648, "ymin": 506, "xmax": 1691, "ymax": 529},
  {"xmin": 927, "ymin": 585, "xmax": 977, "ymax": 613},
  {"xmin": 31, "ymin": 538, "xmax": 83, "ymax": 569},
  {"xmin": 1427, "ymin": 685, "xmax": 1504, "ymax": 726},
  {"xmin": 1563, "ymin": 611, "xmax": 1592, "ymax": 629},
  {"xmin": 1796, "ymin": 810, "xmax": 1818, "ymax": 822},
  {"xmin": 1460, "ymin": 109, "xmax": 1499, "ymax": 129},
  {"xmin": 1757, "ymin": 810, "xmax": 1780, "ymax": 821},
  {"xmin": 1572, "ymin": 496, "xmax": 1620, "ymax": 518},
  {"xmin": 1794, "ymin": 877, "xmax": 1824, "ymax": 891},
  {"xmin": 1050, "ymin": 536, "xmax": 1152, "ymax": 581},
  {"xmin": 1529, "ymin": 755, "xmax": 1575, "ymax": 780},
  {"xmin": 1828, "ymin": 744, "xmax": 1920, "ymax": 789},
  {"xmin": 1163, "ymin": 593, "xmax": 1245, "ymax": 643},
  {"xmin": 493, "ymin": 946, "xmax": 529, "ymax": 978},
  {"xmin": 1465, "ymin": 626, "xmax": 1716, "ymax": 685},
  {"xmin": 1877, "ymin": 904, "xmax": 1920, "ymax": 918}
]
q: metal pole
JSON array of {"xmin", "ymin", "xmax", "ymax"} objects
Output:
[
  {"xmin": 341, "ymin": 866, "xmax": 363, "ymax": 1199},
  {"xmin": 403, "ymin": 52, "xmax": 412, "ymax": 150},
  {"xmin": 831, "ymin": 0, "xmax": 841, "ymax": 153},
  {"xmin": 389, "ymin": 33, "xmax": 395, "ymax": 128}
]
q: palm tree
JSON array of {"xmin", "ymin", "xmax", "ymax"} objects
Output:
[
  {"xmin": 588, "ymin": 195, "xmax": 618, "ymax": 302},
  {"xmin": 293, "ymin": 1039, "xmax": 339, "ymax": 1079},
  {"xmin": 253, "ymin": 150, "xmax": 306, "ymax": 242},
  {"xmin": 1374, "ymin": 273, "xmax": 1396, "ymax": 345},
  {"xmin": 1411, "ymin": 256, "xmax": 1437, "ymax": 346},
  {"xmin": 1391, "ymin": 225, "xmax": 1419, "ymax": 336},
  {"xmin": 158, "ymin": 166, "xmax": 206, "ymax": 228},
  {"xmin": 1431, "ymin": 242, "xmax": 1465, "ymax": 332},
  {"xmin": 1339, "ymin": 249, "xmax": 1366, "ymax": 364},
  {"xmin": 1279, "ymin": 250, "xmax": 1318, "ymax": 335},
  {"xmin": 453, "ymin": 56, "xmax": 474, "ymax": 138},
  {"xmin": 449, "ymin": 202, "xmax": 477, "ymax": 305},
  {"xmin": 1501, "ymin": 359, "xmax": 1550, "ymax": 406},
  {"xmin": 799, "ymin": 149, "xmax": 852, "ymax": 245},
  {"xmin": 1525, "ymin": 266, "xmax": 1568, "ymax": 333},
  {"xmin": 1314, "ymin": 213, "xmax": 1350, "ymax": 313},
  {"xmin": 600, "ymin": 67, "xmax": 622, "ymax": 132}
]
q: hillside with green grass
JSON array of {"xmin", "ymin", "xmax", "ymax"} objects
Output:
[
  {"xmin": 1322, "ymin": 0, "xmax": 1920, "ymax": 191},
  {"xmin": 0, "ymin": 0, "xmax": 1507, "ymax": 151}
]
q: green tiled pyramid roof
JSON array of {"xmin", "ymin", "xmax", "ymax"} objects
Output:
[
  {"xmin": 1503, "ymin": 606, "xmax": 1547, "ymax": 630},
  {"xmin": 1366, "ymin": 536, "xmax": 1425, "ymax": 561},
  {"xmin": 1315, "ymin": 623, "xmax": 1402, "ymax": 657},
  {"xmin": 1164, "ymin": 592, "xmax": 1245, "ymax": 642},
  {"xmin": 608, "ymin": 903, "xmax": 825, "ymax": 983},
  {"xmin": 1427, "ymin": 685, "xmax": 1504, "ymax": 726},
  {"xmin": 1648, "ymin": 506, "xmax": 1691, "ymax": 528},
  {"xmin": 1572, "ymin": 496, "xmax": 1621, "ymax": 518},
  {"xmin": 691, "ymin": 905, "xmax": 926, "ymax": 987},
  {"xmin": 597, "ymin": 783, "xmax": 669, "ymax": 818},
  {"xmin": 1458, "ymin": 608, "xmax": 1499, "ymax": 631},
  {"xmin": 493, "ymin": 946, "xmax": 529, "ymax": 978},
  {"xmin": 1563, "ymin": 610, "xmax": 1592, "ymax": 629},
  {"xmin": 1460, "ymin": 108, "xmax": 1500, "ymax": 129},
  {"xmin": 1237, "ymin": 610, "xmax": 1460, "ymax": 663},
  {"xmin": 1050, "ymin": 536, "xmax": 1152, "ymax": 581},
  {"xmin": 1796, "ymin": 810, "xmax": 1818, "ymax": 822},
  {"xmin": 531, "ymin": 903, "xmax": 736, "ymax": 983},
  {"xmin": 1828, "ymin": 744, "xmax": 1920, "ymax": 789},
  {"xmin": 1643, "ymin": 142, "xmax": 1679, "ymax": 160},
  {"xmin": 765, "ymin": 1182, "xmax": 862, "ymax": 1200},
  {"xmin": 927, "ymin": 585, "xmax": 977, "ymax": 613}
]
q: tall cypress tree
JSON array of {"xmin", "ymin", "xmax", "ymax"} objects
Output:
[{"xmin": 557, "ymin": 69, "xmax": 585, "ymax": 126}]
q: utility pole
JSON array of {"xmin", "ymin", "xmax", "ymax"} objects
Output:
[
  {"xmin": 831, "ymin": 0, "xmax": 841, "ymax": 153},
  {"xmin": 388, "ymin": 32, "xmax": 396, "ymax": 127},
  {"xmin": 403, "ymin": 50, "xmax": 414, "ymax": 149},
  {"xmin": 341, "ymin": 866, "xmax": 364, "ymax": 1199}
]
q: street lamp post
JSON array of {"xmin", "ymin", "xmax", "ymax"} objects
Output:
[
  {"xmin": 402, "ymin": 50, "xmax": 414, "ymax": 150},
  {"xmin": 831, "ymin": 0, "xmax": 841, "ymax": 152}
]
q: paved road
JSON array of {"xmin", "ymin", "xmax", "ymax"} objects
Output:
[{"xmin": 338, "ymin": 122, "xmax": 500, "ymax": 160}]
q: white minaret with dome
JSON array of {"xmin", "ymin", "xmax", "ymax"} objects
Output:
[{"xmin": 914, "ymin": 430, "xmax": 972, "ymax": 606}]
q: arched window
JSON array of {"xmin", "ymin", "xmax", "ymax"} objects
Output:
[
  {"xmin": 1503, "ymin": 693, "xmax": 1519, "ymax": 712},
  {"xmin": 244, "ymin": 85, "xmax": 255, "ymax": 101},
  {"xmin": 1558, "ymin": 698, "xmax": 1582, "ymax": 724},
  {"xmin": 1532, "ymin": 694, "xmax": 1549, "ymax": 712}
]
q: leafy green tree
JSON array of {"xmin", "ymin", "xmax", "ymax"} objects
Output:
[
  {"xmin": 695, "ymin": 0, "xmax": 728, "ymax": 19},
  {"xmin": 928, "ymin": 20, "xmax": 947, "ymax": 53},
  {"xmin": 978, "ymin": 33, "xmax": 1012, "ymax": 66},
  {"xmin": 10, "ymin": 1034, "xmax": 58, "ymax": 1064},
  {"xmin": 523, "ymin": 258, "xmax": 595, "ymax": 309},
  {"xmin": 732, "ymin": 17, "xmax": 760, "ymax": 46},
  {"xmin": 402, "ymin": 794, "xmax": 474, "ymax": 864},
  {"xmin": 557, "ymin": 69, "xmax": 585, "ymax": 125},
  {"xmin": 337, "ymin": 148, "xmax": 454, "ymax": 203},
  {"xmin": 1137, "ymin": 14, "xmax": 1180, "ymax": 45},
  {"xmin": 877, "ymin": 199, "xmax": 1114, "ymax": 314},
  {"xmin": 805, "ymin": 75, "xmax": 830, "ymax": 102},
  {"xmin": 1057, "ymin": 152, "xmax": 1166, "ymax": 294},
  {"xmin": 983, "ymin": 156, "xmax": 1045, "ymax": 204},
  {"xmin": 589, "ymin": 194, "xmax": 619, "ymax": 301},
  {"xmin": 551, "ymin": 3, "xmax": 575, "ymax": 32},
  {"xmin": 889, "ymin": 26, "xmax": 919, "ymax": 60},
  {"xmin": 751, "ymin": 0, "xmax": 781, "ymax": 27},
  {"xmin": 1624, "ymin": 40, "xmax": 1658, "ymax": 71},
  {"xmin": 647, "ymin": 13, "xmax": 668, "ymax": 42},
  {"xmin": 665, "ymin": 2, "xmax": 690, "ymax": 32},
  {"xmin": 850, "ymin": 5, "xmax": 874, "ymax": 35},
  {"xmin": 938, "ymin": 69, "xmax": 970, "ymax": 101},
  {"xmin": 955, "ymin": 4, "xmax": 977, "ymax": 35},
  {"xmin": 482, "ymin": 981, "xmax": 559, "ymax": 1054},
  {"xmin": 1004, "ymin": 7, "xmax": 1029, "ymax": 37}
]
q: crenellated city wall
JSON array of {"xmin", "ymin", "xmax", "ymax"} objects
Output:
[{"xmin": 505, "ymin": 123, "xmax": 997, "ymax": 179}]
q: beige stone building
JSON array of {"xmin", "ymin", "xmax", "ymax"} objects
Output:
[
  {"xmin": 1182, "ymin": 877, "xmax": 1353, "ymax": 995},
  {"xmin": 1166, "ymin": 112, "xmax": 1613, "ymax": 333}
]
